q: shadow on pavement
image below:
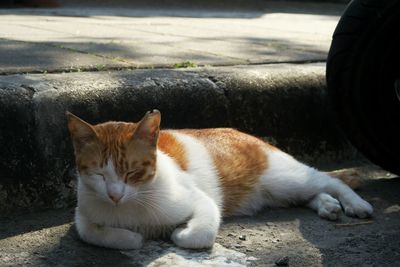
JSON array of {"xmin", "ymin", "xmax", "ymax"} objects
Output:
[
  {"xmin": 36, "ymin": 226, "xmax": 135, "ymax": 267},
  {"xmin": 0, "ymin": 207, "xmax": 74, "ymax": 240}
]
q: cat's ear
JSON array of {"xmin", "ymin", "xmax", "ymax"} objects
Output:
[
  {"xmin": 66, "ymin": 112, "xmax": 97, "ymax": 146},
  {"xmin": 133, "ymin": 109, "xmax": 161, "ymax": 146}
]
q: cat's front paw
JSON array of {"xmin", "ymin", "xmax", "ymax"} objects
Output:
[
  {"xmin": 171, "ymin": 227, "xmax": 216, "ymax": 249},
  {"xmin": 108, "ymin": 228, "xmax": 144, "ymax": 250},
  {"xmin": 317, "ymin": 193, "xmax": 341, "ymax": 221},
  {"xmin": 342, "ymin": 195, "xmax": 373, "ymax": 219}
]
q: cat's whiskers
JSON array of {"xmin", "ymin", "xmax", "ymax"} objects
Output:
[
  {"xmin": 138, "ymin": 194, "xmax": 174, "ymax": 224},
  {"xmin": 122, "ymin": 191, "xmax": 165, "ymax": 219},
  {"xmin": 122, "ymin": 188, "xmax": 168, "ymax": 202},
  {"xmin": 130, "ymin": 196, "xmax": 165, "ymax": 226},
  {"xmin": 136, "ymin": 189, "xmax": 170, "ymax": 194},
  {"xmin": 128, "ymin": 197, "xmax": 161, "ymax": 227},
  {"xmin": 123, "ymin": 192, "xmax": 142, "ymax": 203},
  {"xmin": 81, "ymin": 190, "xmax": 108, "ymax": 202},
  {"xmin": 130, "ymin": 190, "xmax": 174, "ymax": 224}
]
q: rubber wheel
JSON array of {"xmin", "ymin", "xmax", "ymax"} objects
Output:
[{"xmin": 327, "ymin": 0, "xmax": 400, "ymax": 175}]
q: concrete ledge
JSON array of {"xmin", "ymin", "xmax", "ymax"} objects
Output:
[{"xmin": 0, "ymin": 63, "xmax": 356, "ymax": 213}]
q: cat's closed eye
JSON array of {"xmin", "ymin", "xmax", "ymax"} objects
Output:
[
  {"xmin": 93, "ymin": 173, "xmax": 105, "ymax": 181},
  {"xmin": 126, "ymin": 169, "xmax": 146, "ymax": 182},
  {"xmin": 126, "ymin": 170, "xmax": 138, "ymax": 176}
]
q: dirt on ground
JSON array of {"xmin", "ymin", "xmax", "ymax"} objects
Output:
[{"xmin": 1, "ymin": 165, "xmax": 399, "ymax": 267}]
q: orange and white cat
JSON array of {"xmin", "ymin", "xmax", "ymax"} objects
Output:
[{"xmin": 67, "ymin": 110, "xmax": 373, "ymax": 250}]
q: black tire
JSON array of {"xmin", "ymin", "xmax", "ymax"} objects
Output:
[{"xmin": 327, "ymin": 0, "xmax": 400, "ymax": 175}]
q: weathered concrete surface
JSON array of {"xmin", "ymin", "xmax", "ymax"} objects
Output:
[
  {"xmin": 0, "ymin": 1, "xmax": 344, "ymax": 74},
  {"xmin": 0, "ymin": 63, "xmax": 359, "ymax": 214},
  {"xmin": 0, "ymin": 165, "xmax": 398, "ymax": 267}
]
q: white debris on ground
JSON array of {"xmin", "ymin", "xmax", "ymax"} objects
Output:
[{"xmin": 122, "ymin": 242, "xmax": 257, "ymax": 267}]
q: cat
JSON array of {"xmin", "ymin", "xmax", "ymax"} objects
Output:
[{"xmin": 67, "ymin": 109, "xmax": 373, "ymax": 250}]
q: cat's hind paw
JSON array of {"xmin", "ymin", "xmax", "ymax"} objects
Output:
[
  {"xmin": 171, "ymin": 227, "xmax": 216, "ymax": 249},
  {"xmin": 318, "ymin": 194, "xmax": 342, "ymax": 220},
  {"xmin": 309, "ymin": 193, "xmax": 341, "ymax": 220},
  {"xmin": 342, "ymin": 196, "xmax": 373, "ymax": 219}
]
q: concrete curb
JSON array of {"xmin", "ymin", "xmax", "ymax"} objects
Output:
[{"xmin": 0, "ymin": 63, "xmax": 356, "ymax": 213}]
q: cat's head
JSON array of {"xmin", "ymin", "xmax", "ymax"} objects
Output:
[{"xmin": 67, "ymin": 110, "xmax": 161, "ymax": 205}]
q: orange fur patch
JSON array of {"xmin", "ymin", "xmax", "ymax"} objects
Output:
[
  {"xmin": 93, "ymin": 121, "xmax": 137, "ymax": 175},
  {"xmin": 182, "ymin": 128, "xmax": 269, "ymax": 215},
  {"xmin": 158, "ymin": 131, "xmax": 188, "ymax": 171}
]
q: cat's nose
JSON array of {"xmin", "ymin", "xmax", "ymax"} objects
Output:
[
  {"xmin": 106, "ymin": 181, "xmax": 125, "ymax": 204},
  {"xmin": 108, "ymin": 193, "xmax": 122, "ymax": 204}
]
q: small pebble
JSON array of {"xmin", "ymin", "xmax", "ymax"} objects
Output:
[
  {"xmin": 275, "ymin": 256, "xmax": 289, "ymax": 266},
  {"xmin": 239, "ymin": 235, "xmax": 247, "ymax": 241}
]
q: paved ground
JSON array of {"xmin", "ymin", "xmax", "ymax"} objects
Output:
[{"xmin": 0, "ymin": 1, "xmax": 343, "ymax": 74}]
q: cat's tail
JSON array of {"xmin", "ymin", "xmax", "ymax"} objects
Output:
[{"xmin": 326, "ymin": 169, "xmax": 363, "ymax": 189}]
